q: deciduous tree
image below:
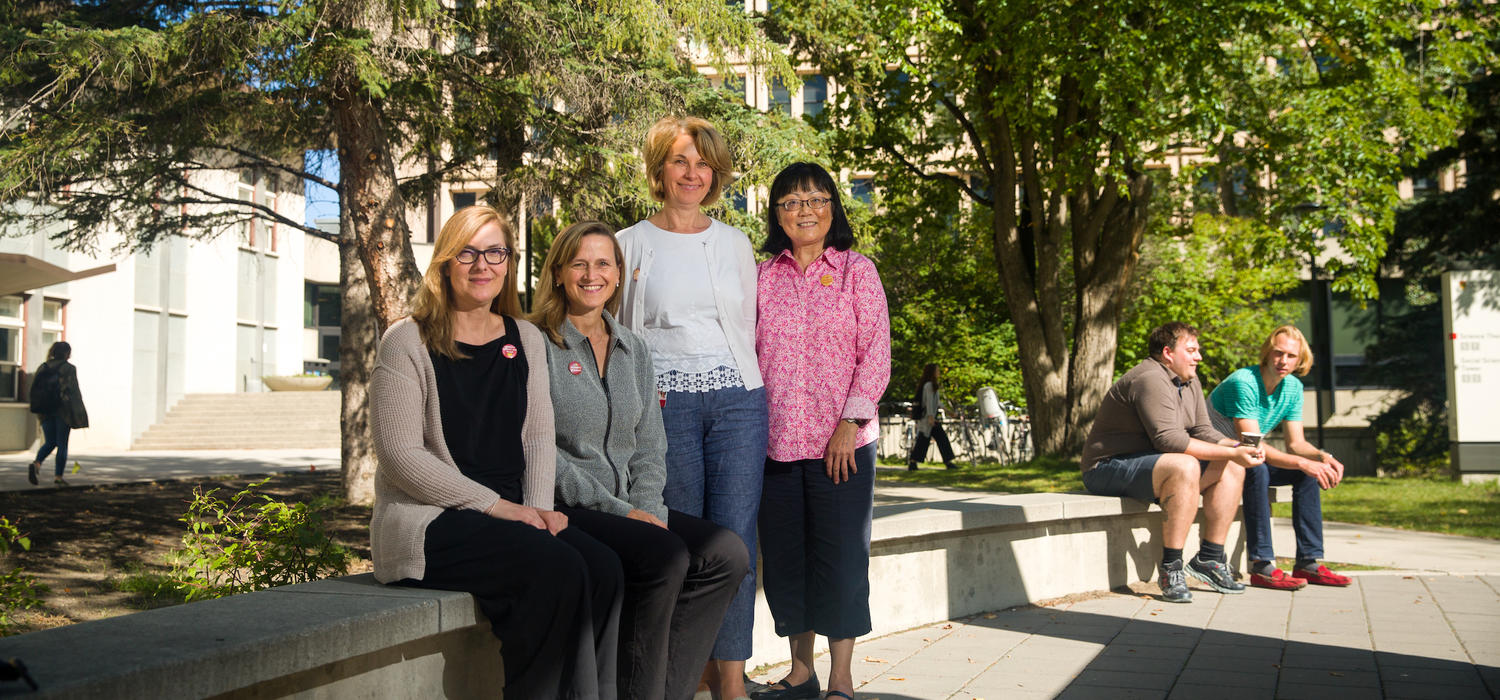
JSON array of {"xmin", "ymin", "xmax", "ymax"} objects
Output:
[{"xmin": 771, "ymin": 0, "xmax": 1483, "ymax": 455}]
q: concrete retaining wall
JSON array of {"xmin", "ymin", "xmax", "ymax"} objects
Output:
[{"xmin": 0, "ymin": 483, "xmax": 1282, "ymax": 697}]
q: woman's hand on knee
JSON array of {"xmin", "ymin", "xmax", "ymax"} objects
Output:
[
  {"xmin": 626, "ymin": 508, "xmax": 667, "ymax": 529},
  {"xmin": 486, "ymin": 499, "xmax": 547, "ymax": 530},
  {"xmin": 539, "ymin": 509, "xmax": 569, "ymax": 535}
]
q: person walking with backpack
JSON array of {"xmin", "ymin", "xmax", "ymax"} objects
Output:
[
  {"xmin": 906, "ymin": 363, "xmax": 956, "ymax": 470},
  {"xmin": 28, "ymin": 341, "xmax": 88, "ymax": 486}
]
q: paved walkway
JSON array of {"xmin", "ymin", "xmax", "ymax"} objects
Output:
[
  {"xmin": 750, "ymin": 521, "xmax": 1500, "ymax": 700},
  {"xmin": 0, "ymin": 447, "xmax": 340, "ymax": 492},
  {"xmin": 750, "ymin": 572, "xmax": 1500, "ymax": 699}
]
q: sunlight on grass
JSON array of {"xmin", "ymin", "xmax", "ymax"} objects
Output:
[
  {"xmin": 881, "ymin": 458, "xmax": 1500, "ymax": 541},
  {"xmin": 1273, "ymin": 476, "xmax": 1500, "ymax": 540},
  {"xmin": 877, "ymin": 455, "xmax": 1082, "ymax": 494}
]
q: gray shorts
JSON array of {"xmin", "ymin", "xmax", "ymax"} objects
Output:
[{"xmin": 1083, "ymin": 451, "xmax": 1208, "ymax": 503}]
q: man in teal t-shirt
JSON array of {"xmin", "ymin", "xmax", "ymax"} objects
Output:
[{"xmin": 1209, "ymin": 326, "xmax": 1350, "ymax": 591}]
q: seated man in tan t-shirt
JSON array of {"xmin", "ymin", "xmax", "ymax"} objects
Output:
[{"xmin": 1080, "ymin": 321, "xmax": 1265, "ymax": 603}]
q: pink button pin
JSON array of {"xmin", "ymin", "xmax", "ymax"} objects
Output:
[{"xmin": 501, "ymin": 344, "xmax": 518, "ymax": 359}]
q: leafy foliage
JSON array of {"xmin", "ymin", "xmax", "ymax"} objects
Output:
[
  {"xmin": 1117, "ymin": 214, "xmax": 1303, "ymax": 389},
  {"xmin": 168, "ymin": 478, "xmax": 351, "ymax": 600},
  {"xmin": 861, "ymin": 176, "xmax": 1024, "ymax": 408},
  {"xmin": 0, "ymin": 516, "xmax": 47, "ymax": 635},
  {"xmin": 769, "ymin": 0, "xmax": 1485, "ymax": 455},
  {"xmin": 1358, "ymin": 26, "xmax": 1500, "ymax": 474}
]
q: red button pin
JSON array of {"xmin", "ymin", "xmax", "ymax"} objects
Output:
[
  {"xmin": 501, "ymin": 344, "xmax": 518, "ymax": 359},
  {"xmin": 569, "ymin": 361, "xmax": 583, "ymax": 375}
]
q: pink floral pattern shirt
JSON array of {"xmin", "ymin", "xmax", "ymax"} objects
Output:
[{"xmin": 757, "ymin": 247, "xmax": 891, "ymax": 462}]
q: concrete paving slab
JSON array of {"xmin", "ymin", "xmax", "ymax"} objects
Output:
[
  {"xmin": 752, "ymin": 571, "xmax": 1500, "ymax": 699},
  {"xmin": 1054, "ymin": 684, "xmax": 1167, "ymax": 700},
  {"xmin": 1271, "ymin": 518, "xmax": 1500, "ymax": 574},
  {"xmin": 1167, "ymin": 682, "xmax": 1274, "ymax": 700}
]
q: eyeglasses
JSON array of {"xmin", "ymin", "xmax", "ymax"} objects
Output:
[
  {"xmin": 774, "ymin": 197, "xmax": 832, "ymax": 213},
  {"xmin": 455, "ymin": 247, "xmax": 512, "ymax": 265}
]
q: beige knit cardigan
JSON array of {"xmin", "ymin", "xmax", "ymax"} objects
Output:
[{"xmin": 368, "ymin": 316, "xmax": 557, "ymax": 584}]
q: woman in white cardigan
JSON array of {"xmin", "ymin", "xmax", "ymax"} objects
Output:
[
  {"xmin": 615, "ymin": 116, "xmax": 767, "ymax": 700},
  {"xmin": 369, "ymin": 205, "xmax": 623, "ymax": 699}
]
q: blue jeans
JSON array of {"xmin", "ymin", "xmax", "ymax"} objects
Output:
[
  {"xmin": 1243, "ymin": 464, "xmax": 1324, "ymax": 563},
  {"xmin": 36, "ymin": 413, "xmax": 71, "ymax": 478},
  {"xmin": 660, "ymin": 385, "xmax": 768, "ymax": 661}
]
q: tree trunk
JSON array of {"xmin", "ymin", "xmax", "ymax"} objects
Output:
[
  {"xmin": 339, "ymin": 234, "xmax": 378, "ymax": 505},
  {"xmin": 328, "ymin": 0, "xmax": 421, "ymax": 505}
]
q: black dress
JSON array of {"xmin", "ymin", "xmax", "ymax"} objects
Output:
[{"xmin": 399, "ymin": 316, "xmax": 625, "ymax": 699}]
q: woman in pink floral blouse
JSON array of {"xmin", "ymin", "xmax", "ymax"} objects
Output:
[{"xmin": 754, "ymin": 162, "xmax": 890, "ymax": 700}]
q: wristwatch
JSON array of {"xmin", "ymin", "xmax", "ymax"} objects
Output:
[{"xmin": 842, "ymin": 418, "xmax": 867, "ymax": 427}]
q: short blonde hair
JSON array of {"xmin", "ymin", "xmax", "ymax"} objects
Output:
[
  {"xmin": 643, "ymin": 116, "xmax": 733, "ymax": 207},
  {"xmin": 412, "ymin": 205, "xmax": 521, "ymax": 360},
  {"xmin": 1259, "ymin": 325, "xmax": 1315, "ymax": 377},
  {"xmin": 531, "ymin": 221, "xmax": 625, "ymax": 348}
]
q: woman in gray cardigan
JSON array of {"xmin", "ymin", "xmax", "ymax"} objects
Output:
[
  {"xmin": 369, "ymin": 206, "xmax": 623, "ymax": 699},
  {"xmin": 533, "ymin": 221, "xmax": 748, "ymax": 700}
]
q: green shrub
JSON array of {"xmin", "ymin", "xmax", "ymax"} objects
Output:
[
  {"xmin": 0, "ymin": 517, "xmax": 48, "ymax": 634},
  {"xmin": 1373, "ymin": 408, "xmax": 1450, "ymax": 477},
  {"xmin": 169, "ymin": 478, "xmax": 352, "ymax": 600}
]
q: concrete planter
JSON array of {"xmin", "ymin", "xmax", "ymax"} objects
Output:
[{"xmin": 262, "ymin": 375, "xmax": 333, "ymax": 392}]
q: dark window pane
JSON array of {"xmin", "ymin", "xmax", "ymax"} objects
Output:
[
  {"xmin": 453, "ymin": 192, "xmax": 478, "ymax": 210},
  {"xmin": 770, "ymin": 78, "xmax": 792, "ymax": 115},
  {"xmin": 802, "ymin": 75, "xmax": 826, "ymax": 119}
]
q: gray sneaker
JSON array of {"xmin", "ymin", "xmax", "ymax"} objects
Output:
[
  {"xmin": 1158, "ymin": 559, "xmax": 1193, "ymax": 603},
  {"xmin": 1187, "ymin": 556, "xmax": 1245, "ymax": 594}
]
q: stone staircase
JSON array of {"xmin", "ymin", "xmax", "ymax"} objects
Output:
[{"xmin": 132, "ymin": 392, "xmax": 341, "ymax": 450}]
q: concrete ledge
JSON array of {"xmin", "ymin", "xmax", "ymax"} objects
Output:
[
  {"xmin": 0, "ymin": 483, "xmax": 1289, "ymax": 695},
  {"xmin": 0, "ymin": 574, "xmax": 502, "ymax": 699},
  {"xmin": 746, "ymin": 479, "xmax": 1290, "ymax": 666}
]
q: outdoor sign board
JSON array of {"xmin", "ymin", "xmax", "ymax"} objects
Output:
[{"xmin": 1442, "ymin": 269, "xmax": 1500, "ymax": 479}]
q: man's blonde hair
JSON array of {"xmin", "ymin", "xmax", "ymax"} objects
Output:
[{"xmin": 1259, "ymin": 325, "xmax": 1315, "ymax": 376}]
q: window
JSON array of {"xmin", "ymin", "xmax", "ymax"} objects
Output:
[
  {"xmin": 41, "ymin": 299, "xmax": 64, "ymax": 348},
  {"xmin": 849, "ymin": 179, "xmax": 873, "ymax": 205},
  {"xmin": 769, "ymin": 77, "xmax": 792, "ymax": 116},
  {"xmin": 1410, "ymin": 169, "xmax": 1438, "ymax": 199},
  {"xmin": 453, "ymin": 191, "xmax": 478, "ymax": 210},
  {"xmin": 0, "ymin": 295, "xmax": 21, "ymax": 400},
  {"xmin": 801, "ymin": 75, "xmax": 827, "ymax": 120}
]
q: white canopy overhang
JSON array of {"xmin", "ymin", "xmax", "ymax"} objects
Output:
[{"xmin": 0, "ymin": 253, "xmax": 116, "ymax": 297}]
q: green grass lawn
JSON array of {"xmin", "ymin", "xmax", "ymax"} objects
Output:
[
  {"xmin": 1273, "ymin": 475, "xmax": 1500, "ymax": 540},
  {"xmin": 880, "ymin": 458, "xmax": 1500, "ymax": 540}
]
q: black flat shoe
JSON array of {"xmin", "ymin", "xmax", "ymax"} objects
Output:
[{"xmin": 751, "ymin": 674, "xmax": 819, "ymax": 700}]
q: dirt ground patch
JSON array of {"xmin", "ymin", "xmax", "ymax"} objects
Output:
[{"xmin": 0, "ymin": 472, "xmax": 372, "ymax": 637}]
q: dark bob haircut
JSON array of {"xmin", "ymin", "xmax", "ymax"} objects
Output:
[{"xmin": 761, "ymin": 162, "xmax": 855, "ymax": 256}]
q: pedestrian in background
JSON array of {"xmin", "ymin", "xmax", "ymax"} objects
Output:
[
  {"xmin": 754, "ymin": 162, "xmax": 890, "ymax": 700},
  {"xmin": 28, "ymin": 341, "xmax": 88, "ymax": 486},
  {"xmin": 906, "ymin": 363, "xmax": 956, "ymax": 470}
]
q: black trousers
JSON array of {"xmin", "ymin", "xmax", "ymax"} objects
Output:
[
  {"xmin": 559, "ymin": 506, "xmax": 748, "ymax": 700},
  {"xmin": 909, "ymin": 423, "xmax": 955, "ymax": 465},
  {"xmin": 759, "ymin": 442, "xmax": 876, "ymax": 640},
  {"xmin": 398, "ymin": 508, "xmax": 624, "ymax": 700}
]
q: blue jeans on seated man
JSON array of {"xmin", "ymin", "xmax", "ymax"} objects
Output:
[{"xmin": 1243, "ymin": 463, "xmax": 1324, "ymax": 563}]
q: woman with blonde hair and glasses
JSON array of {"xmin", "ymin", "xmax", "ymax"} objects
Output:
[
  {"xmin": 616, "ymin": 116, "xmax": 767, "ymax": 700},
  {"xmin": 369, "ymin": 205, "xmax": 623, "ymax": 698},
  {"xmin": 535, "ymin": 220, "xmax": 747, "ymax": 700}
]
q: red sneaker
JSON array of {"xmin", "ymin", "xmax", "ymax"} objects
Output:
[
  {"xmin": 1250, "ymin": 568, "xmax": 1308, "ymax": 590},
  {"xmin": 1292, "ymin": 564, "xmax": 1352, "ymax": 587}
]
